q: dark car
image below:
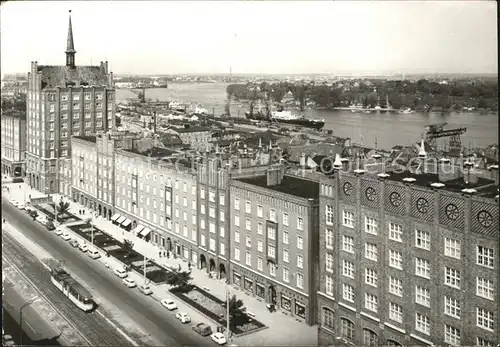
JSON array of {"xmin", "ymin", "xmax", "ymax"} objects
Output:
[
  {"xmin": 192, "ymin": 323, "xmax": 212, "ymax": 336},
  {"xmin": 69, "ymin": 239, "xmax": 79, "ymax": 248}
]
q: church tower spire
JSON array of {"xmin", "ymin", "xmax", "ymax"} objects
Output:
[{"xmin": 65, "ymin": 10, "xmax": 76, "ymax": 68}]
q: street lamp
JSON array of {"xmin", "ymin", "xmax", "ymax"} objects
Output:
[{"xmin": 20, "ymin": 296, "xmax": 40, "ymax": 346}]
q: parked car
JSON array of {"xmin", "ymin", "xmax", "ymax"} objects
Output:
[
  {"xmin": 54, "ymin": 228, "xmax": 64, "ymax": 236},
  {"xmin": 88, "ymin": 249, "xmax": 100, "ymax": 259},
  {"xmin": 211, "ymin": 332, "xmax": 227, "ymax": 345},
  {"xmin": 138, "ymin": 284, "xmax": 153, "ymax": 295},
  {"xmin": 18, "ymin": 204, "xmax": 26, "ymax": 210},
  {"xmin": 122, "ymin": 278, "xmax": 136, "ymax": 288},
  {"xmin": 161, "ymin": 299, "xmax": 177, "ymax": 311},
  {"xmin": 46, "ymin": 222, "xmax": 55, "ymax": 231},
  {"xmin": 10, "ymin": 200, "xmax": 20, "ymax": 207},
  {"xmin": 61, "ymin": 232, "xmax": 71, "ymax": 241},
  {"xmin": 69, "ymin": 239, "xmax": 79, "ymax": 248},
  {"xmin": 192, "ymin": 323, "xmax": 212, "ymax": 336},
  {"xmin": 36, "ymin": 216, "xmax": 47, "ymax": 225},
  {"xmin": 114, "ymin": 268, "xmax": 128, "ymax": 278},
  {"xmin": 175, "ymin": 312, "xmax": 191, "ymax": 324},
  {"xmin": 79, "ymin": 243, "xmax": 88, "ymax": 252}
]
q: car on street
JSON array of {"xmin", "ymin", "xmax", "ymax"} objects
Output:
[
  {"xmin": 54, "ymin": 228, "xmax": 64, "ymax": 236},
  {"xmin": 211, "ymin": 332, "xmax": 227, "ymax": 345},
  {"xmin": 79, "ymin": 243, "xmax": 89, "ymax": 252},
  {"xmin": 36, "ymin": 216, "xmax": 47, "ymax": 225},
  {"xmin": 61, "ymin": 232, "xmax": 71, "ymax": 241},
  {"xmin": 18, "ymin": 204, "xmax": 26, "ymax": 210},
  {"xmin": 114, "ymin": 268, "xmax": 128, "ymax": 278},
  {"xmin": 10, "ymin": 200, "xmax": 20, "ymax": 207},
  {"xmin": 69, "ymin": 239, "xmax": 79, "ymax": 248},
  {"xmin": 175, "ymin": 312, "xmax": 191, "ymax": 324},
  {"xmin": 192, "ymin": 323, "xmax": 212, "ymax": 336},
  {"xmin": 161, "ymin": 299, "xmax": 177, "ymax": 311},
  {"xmin": 123, "ymin": 278, "xmax": 136, "ymax": 288},
  {"xmin": 88, "ymin": 249, "xmax": 101, "ymax": 259},
  {"xmin": 138, "ymin": 284, "xmax": 153, "ymax": 295}
]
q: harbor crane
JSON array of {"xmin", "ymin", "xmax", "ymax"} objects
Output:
[{"xmin": 424, "ymin": 122, "xmax": 467, "ymax": 154}]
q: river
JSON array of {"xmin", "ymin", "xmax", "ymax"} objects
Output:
[{"xmin": 116, "ymin": 83, "xmax": 498, "ymax": 150}]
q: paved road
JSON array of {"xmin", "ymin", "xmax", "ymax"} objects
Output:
[{"xmin": 2, "ymin": 200, "xmax": 212, "ymax": 347}]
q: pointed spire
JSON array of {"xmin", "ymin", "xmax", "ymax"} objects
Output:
[
  {"xmin": 65, "ymin": 10, "xmax": 76, "ymax": 68},
  {"xmin": 333, "ymin": 153, "xmax": 342, "ymax": 170}
]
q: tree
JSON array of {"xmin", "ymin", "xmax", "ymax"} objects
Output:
[
  {"xmin": 165, "ymin": 270, "xmax": 192, "ymax": 291},
  {"xmin": 122, "ymin": 239, "xmax": 134, "ymax": 257},
  {"xmin": 56, "ymin": 200, "xmax": 70, "ymax": 221},
  {"xmin": 228, "ymin": 295, "xmax": 245, "ymax": 327}
]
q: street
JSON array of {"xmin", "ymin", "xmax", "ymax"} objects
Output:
[{"xmin": 2, "ymin": 199, "xmax": 213, "ymax": 347}]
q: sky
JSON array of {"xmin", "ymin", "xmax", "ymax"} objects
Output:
[{"xmin": 0, "ymin": 1, "xmax": 497, "ymax": 75}]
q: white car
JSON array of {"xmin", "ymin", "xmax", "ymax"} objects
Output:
[
  {"xmin": 175, "ymin": 312, "xmax": 191, "ymax": 324},
  {"xmin": 138, "ymin": 284, "xmax": 153, "ymax": 295},
  {"xmin": 211, "ymin": 332, "xmax": 227, "ymax": 345},
  {"xmin": 114, "ymin": 268, "xmax": 128, "ymax": 278},
  {"xmin": 36, "ymin": 216, "xmax": 47, "ymax": 225},
  {"xmin": 79, "ymin": 243, "xmax": 89, "ymax": 252},
  {"xmin": 11, "ymin": 200, "xmax": 20, "ymax": 207},
  {"xmin": 18, "ymin": 204, "xmax": 26, "ymax": 210},
  {"xmin": 61, "ymin": 232, "xmax": 71, "ymax": 241},
  {"xmin": 161, "ymin": 299, "xmax": 177, "ymax": 311},
  {"xmin": 123, "ymin": 278, "xmax": 136, "ymax": 288},
  {"xmin": 88, "ymin": 249, "xmax": 101, "ymax": 259},
  {"xmin": 54, "ymin": 228, "xmax": 64, "ymax": 236}
]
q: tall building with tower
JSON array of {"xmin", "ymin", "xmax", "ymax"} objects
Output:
[{"xmin": 25, "ymin": 10, "xmax": 115, "ymax": 194}]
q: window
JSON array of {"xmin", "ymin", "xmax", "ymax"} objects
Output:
[
  {"xmin": 365, "ymin": 268, "xmax": 378, "ymax": 287},
  {"xmin": 234, "ymin": 215, "xmax": 240, "ymax": 227},
  {"xmin": 389, "ymin": 223, "xmax": 403, "ymax": 242},
  {"xmin": 268, "ymin": 227, "xmax": 276, "ymax": 240},
  {"xmin": 283, "ymin": 231, "xmax": 289, "ymax": 244},
  {"xmin": 477, "ymin": 307, "xmax": 494, "ymax": 331},
  {"xmin": 245, "ymin": 218, "xmax": 251, "ymax": 231},
  {"xmin": 282, "ymin": 212, "xmax": 289, "ymax": 226},
  {"xmin": 415, "ymin": 258, "xmax": 430, "ymax": 278},
  {"xmin": 477, "ymin": 337, "xmax": 494, "ymax": 347},
  {"xmin": 415, "ymin": 312, "xmax": 430, "ymax": 335},
  {"xmin": 476, "ymin": 277, "xmax": 494, "ymax": 300},
  {"xmin": 444, "ymin": 325, "xmax": 460, "ymax": 346},
  {"xmin": 342, "ymin": 260, "xmax": 355, "ymax": 278},
  {"xmin": 322, "ymin": 308, "xmax": 334, "ymax": 330},
  {"xmin": 297, "ymin": 255, "xmax": 303, "ymax": 269},
  {"xmin": 268, "ymin": 245, "xmax": 276, "ymax": 258},
  {"xmin": 365, "ymin": 216, "xmax": 378, "ymax": 235},
  {"xmin": 269, "ymin": 262, "xmax": 276, "ymax": 277},
  {"xmin": 257, "ymin": 240, "xmax": 263, "ymax": 252},
  {"xmin": 326, "ymin": 229, "xmax": 334, "ymax": 249},
  {"xmin": 245, "ymin": 201, "xmax": 251, "ymax": 213},
  {"xmin": 257, "ymin": 257, "xmax": 263, "ymax": 271},
  {"xmin": 389, "ymin": 276, "xmax": 403, "ymax": 297},
  {"xmin": 201, "ymin": 204, "xmax": 206, "ymax": 215},
  {"xmin": 415, "ymin": 229, "xmax": 430, "ymax": 250},
  {"xmin": 365, "ymin": 293, "xmax": 378, "ymax": 312},
  {"xmin": 297, "ymin": 217, "xmax": 304, "ymax": 230},
  {"xmin": 389, "ymin": 302, "xmax": 403, "ymax": 323},
  {"xmin": 296, "ymin": 273, "xmax": 304, "ymax": 289},
  {"xmin": 342, "ymin": 235, "xmax": 354, "ymax": 253},
  {"xmin": 246, "ymin": 251, "xmax": 251, "ymax": 266},
  {"xmin": 257, "ymin": 223, "xmax": 263, "ymax": 235},
  {"xmin": 235, "ymin": 231, "xmax": 240, "ymax": 243},
  {"xmin": 444, "ymin": 237, "xmax": 461, "ymax": 259},
  {"xmin": 365, "ymin": 243, "xmax": 378, "ymax": 261},
  {"xmin": 234, "ymin": 198, "xmax": 240, "ymax": 210},
  {"xmin": 389, "ymin": 250, "xmax": 403, "ymax": 269},
  {"xmin": 220, "ymin": 226, "xmax": 225, "ymax": 238},
  {"xmin": 444, "ymin": 296, "xmax": 461, "ymax": 319},
  {"xmin": 210, "ymin": 238, "xmax": 216, "ymax": 251},
  {"xmin": 325, "ymin": 253, "xmax": 333, "ymax": 272},
  {"xmin": 297, "ymin": 236, "xmax": 304, "ymax": 250},
  {"xmin": 183, "ymin": 182, "xmax": 187, "ymax": 192},
  {"xmin": 477, "ymin": 246, "xmax": 494, "ymax": 268},
  {"xmin": 183, "ymin": 196, "xmax": 188, "ymax": 207},
  {"xmin": 283, "ymin": 267, "xmax": 290, "ymax": 282},
  {"xmin": 283, "ymin": 249, "xmax": 289, "ymax": 263},
  {"xmin": 325, "ymin": 205, "xmax": 334, "ymax": 225},
  {"xmin": 325, "ymin": 275, "xmax": 334, "ymax": 296},
  {"xmin": 257, "ymin": 205, "xmax": 263, "ymax": 218},
  {"xmin": 363, "ymin": 329, "xmax": 378, "ymax": 347},
  {"xmin": 209, "ymin": 191, "xmax": 215, "ymax": 202},
  {"xmin": 220, "ymin": 243, "xmax": 225, "ymax": 256},
  {"xmin": 445, "ymin": 267, "xmax": 461, "ymax": 289},
  {"xmin": 209, "ymin": 222, "xmax": 216, "ymax": 234},
  {"xmin": 415, "ymin": 286, "xmax": 430, "ymax": 307},
  {"xmin": 342, "ymin": 211, "xmax": 354, "ymax": 228},
  {"xmin": 234, "ymin": 248, "xmax": 240, "ymax": 261},
  {"xmin": 269, "ymin": 209, "xmax": 276, "ymax": 222},
  {"xmin": 342, "ymin": 283, "xmax": 354, "ymax": 302},
  {"xmin": 220, "ymin": 211, "xmax": 225, "ymax": 222},
  {"xmin": 341, "ymin": 318, "xmax": 354, "ymax": 340}
]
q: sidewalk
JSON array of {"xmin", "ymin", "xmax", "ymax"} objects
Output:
[{"xmin": 49, "ymin": 192, "xmax": 318, "ymax": 346}]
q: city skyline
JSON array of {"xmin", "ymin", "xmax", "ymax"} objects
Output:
[{"xmin": 0, "ymin": 1, "xmax": 497, "ymax": 76}]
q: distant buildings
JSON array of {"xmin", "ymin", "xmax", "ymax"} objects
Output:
[
  {"xmin": 25, "ymin": 11, "xmax": 115, "ymax": 194},
  {"xmin": 1, "ymin": 110, "xmax": 26, "ymax": 177}
]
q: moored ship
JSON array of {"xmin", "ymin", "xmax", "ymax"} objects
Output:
[
  {"xmin": 50, "ymin": 265, "xmax": 94, "ymax": 312},
  {"xmin": 245, "ymin": 102, "xmax": 325, "ymax": 130}
]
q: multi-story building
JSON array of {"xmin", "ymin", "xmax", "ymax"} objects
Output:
[
  {"xmin": 229, "ymin": 164, "xmax": 320, "ymax": 325},
  {"xmin": 1, "ymin": 110, "xmax": 26, "ymax": 177},
  {"xmin": 317, "ymin": 161, "xmax": 499, "ymax": 346},
  {"xmin": 26, "ymin": 11, "xmax": 115, "ymax": 194}
]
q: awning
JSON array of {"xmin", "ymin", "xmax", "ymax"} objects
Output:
[
  {"xmin": 132, "ymin": 225, "xmax": 145, "ymax": 234},
  {"xmin": 111, "ymin": 214, "xmax": 121, "ymax": 222},
  {"xmin": 116, "ymin": 216, "xmax": 126, "ymax": 224},
  {"xmin": 140, "ymin": 228, "xmax": 151, "ymax": 237},
  {"xmin": 122, "ymin": 219, "xmax": 132, "ymax": 227}
]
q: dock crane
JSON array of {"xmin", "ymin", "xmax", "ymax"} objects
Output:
[{"xmin": 424, "ymin": 122, "xmax": 467, "ymax": 154}]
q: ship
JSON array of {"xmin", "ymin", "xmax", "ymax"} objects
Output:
[
  {"xmin": 50, "ymin": 264, "xmax": 95, "ymax": 312},
  {"xmin": 245, "ymin": 103, "xmax": 325, "ymax": 130}
]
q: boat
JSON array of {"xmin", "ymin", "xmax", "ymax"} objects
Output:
[
  {"xmin": 50, "ymin": 265, "xmax": 95, "ymax": 312},
  {"xmin": 398, "ymin": 107, "xmax": 413, "ymax": 114},
  {"xmin": 245, "ymin": 103, "xmax": 325, "ymax": 130}
]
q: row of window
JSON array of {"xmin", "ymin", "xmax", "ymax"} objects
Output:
[
  {"xmin": 48, "ymin": 92, "xmax": 105, "ymax": 101},
  {"xmin": 234, "ymin": 198, "xmax": 304, "ymax": 229}
]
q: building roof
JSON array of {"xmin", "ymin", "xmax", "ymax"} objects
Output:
[
  {"xmin": 237, "ymin": 175, "xmax": 319, "ymax": 199},
  {"xmin": 176, "ymin": 126, "xmax": 210, "ymax": 133},
  {"xmin": 37, "ymin": 65, "xmax": 108, "ymax": 89},
  {"xmin": 73, "ymin": 135, "xmax": 97, "ymax": 143}
]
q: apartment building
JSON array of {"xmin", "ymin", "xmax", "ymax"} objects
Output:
[
  {"xmin": 229, "ymin": 164, "xmax": 320, "ymax": 325},
  {"xmin": 1, "ymin": 110, "xmax": 26, "ymax": 177},
  {"xmin": 26, "ymin": 11, "xmax": 115, "ymax": 194},
  {"xmin": 317, "ymin": 164, "xmax": 499, "ymax": 346}
]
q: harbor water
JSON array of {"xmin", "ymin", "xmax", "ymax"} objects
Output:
[{"xmin": 116, "ymin": 83, "xmax": 498, "ymax": 150}]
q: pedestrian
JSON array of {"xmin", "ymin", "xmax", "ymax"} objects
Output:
[{"xmin": 158, "ymin": 250, "xmax": 162, "ymax": 258}]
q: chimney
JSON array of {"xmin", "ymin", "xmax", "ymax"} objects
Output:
[
  {"xmin": 266, "ymin": 163, "xmax": 284, "ymax": 187},
  {"xmin": 488, "ymin": 165, "xmax": 499, "ymax": 185},
  {"xmin": 463, "ymin": 159, "xmax": 475, "ymax": 185},
  {"xmin": 438, "ymin": 158, "xmax": 454, "ymax": 182},
  {"xmin": 105, "ymin": 61, "xmax": 109, "ymax": 74}
]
